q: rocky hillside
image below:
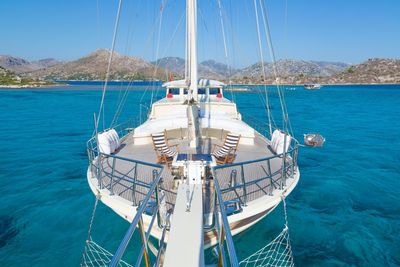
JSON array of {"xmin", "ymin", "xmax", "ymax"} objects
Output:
[
  {"xmin": 0, "ymin": 66, "xmax": 56, "ymax": 87},
  {"xmin": 322, "ymin": 59, "xmax": 400, "ymax": 84},
  {"xmin": 153, "ymin": 57, "xmax": 185, "ymax": 77},
  {"xmin": 0, "ymin": 55, "xmax": 61, "ymax": 74},
  {"xmin": 235, "ymin": 60, "xmax": 349, "ymax": 80},
  {"xmin": 154, "ymin": 57, "xmax": 237, "ymax": 79},
  {"xmin": 0, "ymin": 66, "xmax": 22, "ymax": 84},
  {"xmin": 200, "ymin": 60, "xmax": 238, "ymax": 78},
  {"xmin": 32, "ymin": 58, "xmax": 60, "ymax": 69},
  {"xmin": 26, "ymin": 49, "xmax": 167, "ymax": 80},
  {"xmin": 1, "ymin": 50, "xmax": 398, "ymax": 84}
]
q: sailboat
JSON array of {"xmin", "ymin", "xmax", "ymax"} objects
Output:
[{"xmin": 82, "ymin": 1, "xmax": 300, "ymax": 266}]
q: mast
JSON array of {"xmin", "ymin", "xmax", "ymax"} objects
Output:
[
  {"xmin": 188, "ymin": 0, "xmax": 198, "ymax": 100},
  {"xmin": 186, "ymin": 0, "xmax": 199, "ymax": 148}
]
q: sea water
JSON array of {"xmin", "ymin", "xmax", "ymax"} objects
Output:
[{"xmin": 0, "ymin": 84, "xmax": 399, "ymax": 266}]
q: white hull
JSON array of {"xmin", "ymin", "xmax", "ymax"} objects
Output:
[{"xmin": 87, "ymin": 165, "xmax": 300, "ymax": 248}]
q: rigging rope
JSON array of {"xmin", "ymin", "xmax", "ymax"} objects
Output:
[
  {"xmin": 86, "ymin": 196, "xmax": 100, "ymax": 242},
  {"xmin": 96, "ymin": 0, "xmax": 123, "ymax": 131},
  {"xmin": 259, "ymin": 0, "xmax": 294, "ymax": 137},
  {"xmin": 253, "ymin": 0, "xmax": 273, "ymax": 138},
  {"xmin": 216, "ymin": 0, "xmax": 235, "ymax": 102},
  {"xmin": 149, "ymin": 0, "xmax": 167, "ymax": 107},
  {"xmin": 239, "ymin": 197, "xmax": 294, "ymax": 267},
  {"xmin": 112, "ymin": 1, "xmax": 184, "ymax": 128}
]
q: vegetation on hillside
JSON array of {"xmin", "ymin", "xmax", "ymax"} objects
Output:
[{"xmin": 0, "ymin": 66, "xmax": 57, "ymax": 87}]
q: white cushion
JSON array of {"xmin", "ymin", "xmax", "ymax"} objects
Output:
[
  {"xmin": 97, "ymin": 128, "xmax": 120, "ymax": 154},
  {"xmin": 111, "ymin": 129, "xmax": 120, "ymax": 148},
  {"xmin": 271, "ymin": 130, "xmax": 291, "ymax": 155},
  {"xmin": 98, "ymin": 132, "xmax": 111, "ymax": 154}
]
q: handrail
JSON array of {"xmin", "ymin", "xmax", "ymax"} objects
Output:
[
  {"xmin": 213, "ymin": 144, "xmax": 298, "ymax": 170},
  {"xmin": 213, "ymin": 177, "xmax": 239, "ymax": 267},
  {"xmin": 98, "ymin": 152, "xmax": 163, "ymax": 169},
  {"xmin": 212, "ymin": 143, "xmax": 298, "ymax": 206},
  {"xmin": 109, "ymin": 167, "xmax": 164, "ymax": 267}
]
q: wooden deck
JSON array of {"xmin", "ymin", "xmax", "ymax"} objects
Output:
[{"xmin": 95, "ymin": 130, "xmax": 284, "ymax": 216}]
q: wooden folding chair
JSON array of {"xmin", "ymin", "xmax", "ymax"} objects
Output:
[
  {"xmin": 151, "ymin": 130, "xmax": 179, "ymax": 165},
  {"xmin": 212, "ymin": 133, "xmax": 241, "ymax": 165}
]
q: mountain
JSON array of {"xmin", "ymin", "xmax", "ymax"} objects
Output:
[
  {"xmin": 0, "ymin": 55, "xmax": 39, "ymax": 73},
  {"xmin": 153, "ymin": 57, "xmax": 185, "ymax": 77},
  {"xmin": 27, "ymin": 49, "xmax": 167, "ymax": 80},
  {"xmin": 2, "ymin": 50, "xmax": 398, "ymax": 84},
  {"xmin": 32, "ymin": 58, "xmax": 61, "ymax": 68},
  {"xmin": 324, "ymin": 58, "xmax": 400, "ymax": 84},
  {"xmin": 0, "ymin": 55, "xmax": 61, "ymax": 74},
  {"xmin": 235, "ymin": 60, "xmax": 350, "ymax": 80},
  {"xmin": 154, "ymin": 57, "xmax": 236, "ymax": 79},
  {"xmin": 200, "ymin": 60, "xmax": 238, "ymax": 78}
]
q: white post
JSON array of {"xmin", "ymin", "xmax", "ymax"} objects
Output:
[
  {"xmin": 186, "ymin": 0, "xmax": 199, "ymax": 148},
  {"xmin": 188, "ymin": 0, "xmax": 198, "ymax": 101}
]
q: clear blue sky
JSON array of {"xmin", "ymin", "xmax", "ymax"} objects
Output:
[{"xmin": 0, "ymin": 0, "xmax": 399, "ymax": 67}]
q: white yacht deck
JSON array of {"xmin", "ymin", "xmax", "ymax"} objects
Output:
[{"xmin": 94, "ymin": 129, "xmax": 288, "ymax": 216}]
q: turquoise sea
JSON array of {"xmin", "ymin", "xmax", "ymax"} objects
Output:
[{"xmin": 0, "ymin": 83, "xmax": 399, "ymax": 266}]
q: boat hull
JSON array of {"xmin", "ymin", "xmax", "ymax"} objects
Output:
[{"xmin": 87, "ymin": 165, "xmax": 300, "ymax": 248}]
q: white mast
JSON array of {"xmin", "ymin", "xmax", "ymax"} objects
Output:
[
  {"xmin": 186, "ymin": 0, "xmax": 199, "ymax": 148},
  {"xmin": 188, "ymin": 0, "xmax": 198, "ymax": 100}
]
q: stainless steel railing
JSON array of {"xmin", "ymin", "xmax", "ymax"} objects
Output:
[
  {"xmin": 87, "ymin": 115, "xmax": 178, "ymax": 216},
  {"xmin": 213, "ymin": 143, "xmax": 299, "ymax": 206},
  {"xmin": 109, "ymin": 168, "xmax": 167, "ymax": 267},
  {"xmin": 212, "ymin": 178, "xmax": 240, "ymax": 267}
]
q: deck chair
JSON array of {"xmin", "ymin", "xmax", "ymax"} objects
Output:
[
  {"xmin": 151, "ymin": 131, "xmax": 179, "ymax": 165},
  {"xmin": 212, "ymin": 133, "xmax": 241, "ymax": 165}
]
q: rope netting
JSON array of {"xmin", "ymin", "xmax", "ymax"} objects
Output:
[
  {"xmin": 81, "ymin": 197, "xmax": 132, "ymax": 267},
  {"xmin": 81, "ymin": 239, "xmax": 132, "ymax": 267},
  {"xmin": 239, "ymin": 198, "xmax": 294, "ymax": 267},
  {"xmin": 239, "ymin": 226, "xmax": 294, "ymax": 267}
]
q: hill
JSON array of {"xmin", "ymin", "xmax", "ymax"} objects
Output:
[
  {"xmin": 0, "ymin": 55, "xmax": 61, "ymax": 74},
  {"xmin": 233, "ymin": 60, "xmax": 350, "ymax": 81},
  {"xmin": 323, "ymin": 58, "xmax": 400, "ymax": 84},
  {"xmin": 0, "ymin": 66, "xmax": 57, "ymax": 87},
  {"xmin": 1, "ymin": 50, "xmax": 398, "ymax": 84},
  {"xmin": 153, "ymin": 57, "xmax": 237, "ymax": 79},
  {"xmin": 27, "ymin": 49, "xmax": 168, "ymax": 80}
]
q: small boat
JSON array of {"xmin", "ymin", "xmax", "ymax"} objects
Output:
[
  {"xmin": 304, "ymin": 133, "xmax": 325, "ymax": 147},
  {"xmin": 304, "ymin": 82, "xmax": 321, "ymax": 89},
  {"xmin": 227, "ymin": 87, "xmax": 250, "ymax": 92}
]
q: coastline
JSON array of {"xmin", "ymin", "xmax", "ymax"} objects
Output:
[
  {"xmin": 0, "ymin": 83, "xmax": 67, "ymax": 89},
  {"xmin": 1, "ymin": 81, "xmax": 399, "ymax": 90}
]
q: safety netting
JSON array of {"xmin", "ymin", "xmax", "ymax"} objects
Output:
[{"xmin": 81, "ymin": 239, "xmax": 132, "ymax": 267}]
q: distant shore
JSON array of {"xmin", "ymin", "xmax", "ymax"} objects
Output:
[
  {"xmin": 0, "ymin": 82, "xmax": 66, "ymax": 89},
  {"xmin": 1, "ymin": 80, "xmax": 399, "ymax": 90}
]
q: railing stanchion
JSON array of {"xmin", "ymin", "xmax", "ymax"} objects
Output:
[
  {"xmin": 110, "ymin": 157, "xmax": 116, "ymax": 195},
  {"xmin": 240, "ymin": 164, "xmax": 247, "ymax": 205},
  {"xmin": 217, "ymin": 225, "xmax": 225, "ymax": 267},
  {"xmin": 138, "ymin": 216, "xmax": 150, "ymax": 267},
  {"xmin": 110, "ymin": 168, "xmax": 163, "ymax": 267},
  {"xmin": 267, "ymin": 160, "xmax": 273, "ymax": 195},
  {"xmin": 212, "ymin": 177, "xmax": 239, "ymax": 267},
  {"xmin": 132, "ymin": 162, "xmax": 138, "ymax": 206},
  {"xmin": 153, "ymin": 169, "xmax": 162, "ymax": 228},
  {"xmin": 98, "ymin": 154, "xmax": 103, "ymax": 190},
  {"xmin": 290, "ymin": 153, "xmax": 294, "ymax": 178}
]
